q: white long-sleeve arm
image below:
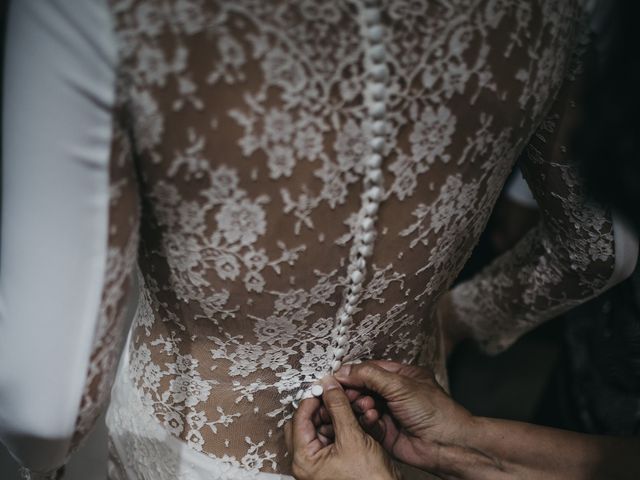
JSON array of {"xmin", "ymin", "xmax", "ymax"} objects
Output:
[{"xmin": 0, "ymin": 0, "xmax": 137, "ymax": 474}]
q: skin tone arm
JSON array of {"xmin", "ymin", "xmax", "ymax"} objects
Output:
[
  {"xmin": 448, "ymin": 417, "xmax": 640, "ymax": 480},
  {"xmin": 332, "ymin": 361, "xmax": 640, "ymax": 480}
]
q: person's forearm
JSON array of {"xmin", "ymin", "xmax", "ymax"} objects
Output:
[{"xmin": 432, "ymin": 416, "xmax": 640, "ymax": 480}]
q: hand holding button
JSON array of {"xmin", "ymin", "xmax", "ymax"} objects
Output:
[
  {"xmin": 335, "ymin": 360, "xmax": 473, "ymax": 473},
  {"xmin": 285, "ymin": 376, "xmax": 400, "ymax": 480}
]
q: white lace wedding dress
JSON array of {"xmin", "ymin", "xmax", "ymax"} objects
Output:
[{"xmin": 1, "ymin": 0, "xmax": 637, "ymax": 479}]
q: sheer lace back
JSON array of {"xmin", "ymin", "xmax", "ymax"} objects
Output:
[{"xmin": 98, "ymin": 0, "xmax": 613, "ymax": 475}]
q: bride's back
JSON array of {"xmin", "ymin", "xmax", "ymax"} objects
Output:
[{"xmin": 103, "ymin": 0, "xmax": 605, "ymax": 475}]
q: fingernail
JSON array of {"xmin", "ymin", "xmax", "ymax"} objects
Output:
[
  {"xmin": 321, "ymin": 376, "xmax": 341, "ymax": 391},
  {"xmin": 334, "ymin": 364, "xmax": 352, "ymax": 379}
]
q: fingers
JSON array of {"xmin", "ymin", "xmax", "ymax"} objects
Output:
[
  {"xmin": 334, "ymin": 362, "xmax": 410, "ymax": 400},
  {"xmin": 360, "ymin": 414, "xmax": 386, "ymax": 443},
  {"xmin": 313, "ymin": 392, "xmax": 375, "ymax": 445},
  {"xmin": 345, "ymin": 388, "xmax": 364, "ymax": 402},
  {"xmin": 366, "ymin": 359, "xmax": 431, "ymax": 381},
  {"xmin": 358, "ymin": 408, "xmax": 380, "ymax": 433},
  {"xmin": 317, "ymin": 423, "xmax": 334, "ymax": 439},
  {"xmin": 292, "ymin": 396, "xmax": 322, "ymax": 452},
  {"xmin": 316, "ymin": 410, "xmax": 376, "ymax": 441},
  {"xmin": 317, "ymin": 431, "xmax": 332, "ymax": 447},
  {"xmin": 315, "ymin": 396, "xmax": 376, "ymax": 440},
  {"xmin": 313, "ymin": 407, "xmax": 328, "ymax": 427},
  {"xmin": 354, "ymin": 395, "xmax": 376, "ymax": 413},
  {"xmin": 362, "ymin": 408, "xmax": 380, "ymax": 424},
  {"xmin": 316, "ymin": 405, "xmax": 331, "ymax": 425},
  {"xmin": 322, "ymin": 391, "xmax": 374, "ymax": 416},
  {"xmin": 284, "ymin": 420, "xmax": 292, "ymax": 452},
  {"xmin": 320, "ymin": 377, "xmax": 362, "ymax": 441}
]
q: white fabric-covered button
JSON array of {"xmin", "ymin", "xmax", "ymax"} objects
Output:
[
  {"xmin": 359, "ymin": 244, "xmax": 373, "ymax": 257},
  {"xmin": 363, "ymin": 7, "xmax": 380, "ymax": 25},
  {"xmin": 369, "ymin": 101, "xmax": 386, "ymax": 118},
  {"xmin": 370, "ymin": 64, "xmax": 388, "ymax": 81},
  {"xmin": 337, "ymin": 336, "xmax": 348, "ymax": 346},
  {"xmin": 332, "ymin": 360, "xmax": 343, "ymax": 371},
  {"xmin": 369, "ymin": 44, "xmax": 385, "ymax": 63},
  {"xmin": 340, "ymin": 316, "xmax": 353, "ymax": 326},
  {"xmin": 361, "ymin": 217, "xmax": 374, "ymax": 231},
  {"xmin": 370, "ymin": 136, "xmax": 384, "ymax": 152},
  {"xmin": 369, "ymin": 83, "xmax": 385, "ymax": 101},
  {"xmin": 364, "ymin": 201, "xmax": 379, "ymax": 216},
  {"xmin": 367, "ymin": 153, "xmax": 382, "ymax": 168},
  {"xmin": 367, "ymin": 25, "xmax": 384, "ymax": 43},
  {"xmin": 367, "ymin": 186, "xmax": 382, "ymax": 201},
  {"xmin": 338, "ymin": 325, "xmax": 348, "ymax": 335},
  {"xmin": 362, "ymin": 231, "xmax": 375, "ymax": 244},
  {"xmin": 347, "ymin": 293, "xmax": 358, "ymax": 305},
  {"xmin": 344, "ymin": 304, "xmax": 354, "ymax": 315},
  {"xmin": 333, "ymin": 347, "xmax": 346, "ymax": 358},
  {"xmin": 311, "ymin": 384, "xmax": 324, "ymax": 397},
  {"xmin": 350, "ymin": 270, "xmax": 364, "ymax": 284},
  {"xmin": 371, "ymin": 120, "xmax": 385, "ymax": 135},
  {"xmin": 367, "ymin": 168, "xmax": 383, "ymax": 184},
  {"xmin": 349, "ymin": 283, "xmax": 362, "ymax": 294}
]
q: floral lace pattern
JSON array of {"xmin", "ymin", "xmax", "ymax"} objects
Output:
[
  {"xmin": 106, "ymin": 352, "xmax": 292, "ymax": 479},
  {"xmin": 66, "ymin": 0, "xmax": 616, "ymax": 477},
  {"xmin": 450, "ymin": 54, "xmax": 616, "ymax": 353}
]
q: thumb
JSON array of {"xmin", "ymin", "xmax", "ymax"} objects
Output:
[
  {"xmin": 321, "ymin": 377, "xmax": 362, "ymax": 442},
  {"xmin": 334, "ymin": 362, "xmax": 409, "ymax": 400},
  {"xmin": 291, "ymin": 396, "xmax": 321, "ymax": 453}
]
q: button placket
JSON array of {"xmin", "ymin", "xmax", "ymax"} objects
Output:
[
  {"xmin": 328, "ymin": 0, "xmax": 387, "ymax": 376},
  {"xmin": 292, "ymin": 0, "xmax": 388, "ymax": 406}
]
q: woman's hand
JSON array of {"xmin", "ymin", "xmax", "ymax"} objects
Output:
[
  {"xmin": 335, "ymin": 361, "xmax": 473, "ymax": 473},
  {"xmin": 337, "ymin": 361, "xmax": 640, "ymax": 480},
  {"xmin": 285, "ymin": 377, "xmax": 400, "ymax": 480}
]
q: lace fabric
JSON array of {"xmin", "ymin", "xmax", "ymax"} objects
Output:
[
  {"xmin": 106, "ymin": 344, "xmax": 439, "ymax": 479},
  {"xmin": 62, "ymin": 0, "xmax": 619, "ymax": 477},
  {"xmin": 106, "ymin": 342, "xmax": 292, "ymax": 480},
  {"xmin": 449, "ymin": 42, "xmax": 616, "ymax": 353}
]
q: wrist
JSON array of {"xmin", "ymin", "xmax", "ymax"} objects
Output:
[{"xmin": 429, "ymin": 416, "xmax": 506, "ymax": 480}]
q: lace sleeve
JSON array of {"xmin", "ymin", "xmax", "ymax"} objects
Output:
[
  {"xmin": 0, "ymin": 0, "xmax": 139, "ymax": 475},
  {"xmin": 447, "ymin": 52, "xmax": 637, "ymax": 354}
]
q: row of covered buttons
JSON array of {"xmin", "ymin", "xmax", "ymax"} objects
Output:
[
  {"xmin": 329, "ymin": 0, "xmax": 387, "ymax": 376},
  {"xmin": 292, "ymin": 0, "xmax": 388, "ymax": 408}
]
